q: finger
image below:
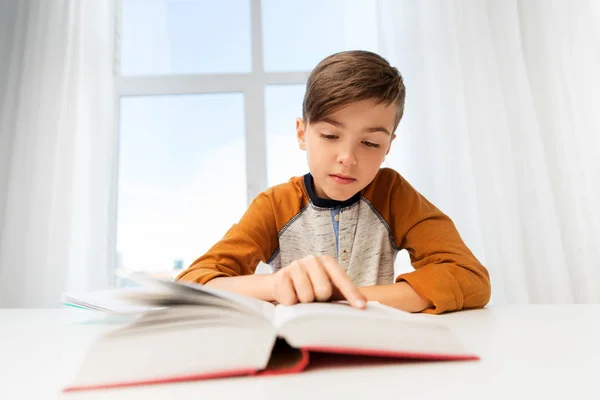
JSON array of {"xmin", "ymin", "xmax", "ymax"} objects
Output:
[
  {"xmin": 305, "ymin": 258, "xmax": 333, "ymax": 301},
  {"xmin": 320, "ymin": 256, "xmax": 366, "ymax": 309},
  {"xmin": 290, "ymin": 261, "xmax": 315, "ymax": 303},
  {"xmin": 274, "ymin": 268, "xmax": 298, "ymax": 305}
]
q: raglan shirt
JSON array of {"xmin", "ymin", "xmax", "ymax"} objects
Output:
[{"xmin": 176, "ymin": 168, "xmax": 491, "ymax": 314}]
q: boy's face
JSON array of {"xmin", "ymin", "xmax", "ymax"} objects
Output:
[{"xmin": 296, "ymin": 99, "xmax": 396, "ymax": 201}]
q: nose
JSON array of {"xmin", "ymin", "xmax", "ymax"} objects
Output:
[{"xmin": 337, "ymin": 145, "xmax": 358, "ymax": 166}]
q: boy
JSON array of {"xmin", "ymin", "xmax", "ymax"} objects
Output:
[{"xmin": 177, "ymin": 50, "xmax": 491, "ymax": 314}]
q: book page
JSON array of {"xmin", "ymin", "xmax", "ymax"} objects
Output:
[
  {"xmin": 117, "ymin": 305, "xmax": 267, "ymax": 334},
  {"xmin": 274, "ymin": 302, "xmax": 472, "ymax": 359},
  {"xmin": 272, "ymin": 301, "xmax": 411, "ymax": 329},
  {"xmin": 61, "ymin": 275, "xmax": 276, "ymax": 323},
  {"xmin": 60, "ymin": 288, "xmax": 164, "ymax": 315},
  {"xmin": 66, "ymin": 316, "xmax": 277, "ymax": 391},
  {"xmin": 131, "ymin": 275, "xmax": 276, "ymax": 322}
]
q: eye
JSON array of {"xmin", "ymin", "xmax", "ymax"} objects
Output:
[
  {"xmin": 320, "ymin": 133, "xmax": 338, "ymax": 140},
  {"xmin": 362, "ymin": 141, "xmax": 381, "ymax": 148}
]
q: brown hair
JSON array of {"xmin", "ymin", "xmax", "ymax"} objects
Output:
[{"xmin": 302, "ymin": 50, "xmax": 406, "ymax": 132}]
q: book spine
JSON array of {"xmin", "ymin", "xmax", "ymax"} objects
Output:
[{"xmin": 256, "ymin": 349, "xmax": 311, "ymax": 376}]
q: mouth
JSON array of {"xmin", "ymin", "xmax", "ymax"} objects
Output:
[{"xmin": 329, "ymin": 174, "xmax": 357, "ymax": 185}]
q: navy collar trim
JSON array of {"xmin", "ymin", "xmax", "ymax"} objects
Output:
[{"xmin": 303, "ymin": 173, "xmax": 361, "ymax": 209}]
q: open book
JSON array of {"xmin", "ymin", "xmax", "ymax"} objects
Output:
[{"xmin": 62, "ymin": 278, "xmax": 478, "ymax": 392}]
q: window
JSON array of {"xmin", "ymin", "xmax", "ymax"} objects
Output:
[
  {"xmin": 117, "ymin": 94, "xmax": 246, "ymax": 276},
  {"xmin": 262, "ymin": 0, "xmax": 379, "ymax": 72},
  {"xmin": 120, "ymin": 0, "xmax": 252, "ymax": 75},
  {"xmin": 265, "ymin": 84, "xmax": 307, "ymax": 186},
  {"xmin": 114, "ymin": 0, "xmax": 380, "ymax": 283}
]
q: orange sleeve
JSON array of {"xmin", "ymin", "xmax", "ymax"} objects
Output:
[
  {"xmin": 175, "ymin": 191, "xmax": 279, "ymax": 284},
  {"xmin": 367, "ymin": 169, "xmax": 491, "ymax": 314}
]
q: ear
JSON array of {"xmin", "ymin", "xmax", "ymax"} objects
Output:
[
  {"xmin": 296, "ymin": 118, "xmax": 307, "ymax": 150},
  {"xmin": 385, "ymin": 133, "xmax": 397, "ymax": 156}
]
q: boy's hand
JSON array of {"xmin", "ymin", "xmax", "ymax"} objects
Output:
[{"xmin": 272, "ymin": 255, "xmax": 366, "ymax": 309}]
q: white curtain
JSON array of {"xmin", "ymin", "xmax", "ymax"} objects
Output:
[
  {"xmin": 0, "ymin": 1, "xmax": 117, "ymax": 307},
  {"xmin": 378, "ymin": 0, "xmax": 600, "ymax": 304}
]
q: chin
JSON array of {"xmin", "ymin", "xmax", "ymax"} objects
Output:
[
  {"xmin": 328, "ymin": 195, "xmax": 349, "ymax": 201},
  {"xmin": 325, "ymin": 188, "xmax": 356, "ymax": 202}
]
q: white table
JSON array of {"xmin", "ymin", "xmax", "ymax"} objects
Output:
[{"xmin": 1, "ymin": 305, "xmax": 599, "ymax": 399}]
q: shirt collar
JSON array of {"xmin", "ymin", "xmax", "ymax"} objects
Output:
[{"xmin": 303, "ymin": 173, "xmax": 361, "ymax": 209}]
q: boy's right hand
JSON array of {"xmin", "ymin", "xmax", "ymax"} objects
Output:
[{"xmin": 271, "ymin": 255, "xmax": 366, "ymax": 309}]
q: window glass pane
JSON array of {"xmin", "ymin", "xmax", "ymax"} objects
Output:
[
  {"xmin": 117, "ymin": 93, "xmax": 246, "ymax": 281},
  {"xmin": 265, "ymin": 84, "xmax": 308, "ymax": 187},
  {"xmin": 262, "ymin": 0, "xmax": 379, "ymax": 72},
  {"xmin": 121, "ymin": 0, "xmax": 251, "ymax": 75}
]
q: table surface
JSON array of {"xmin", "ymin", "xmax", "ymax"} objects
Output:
[{"xmin": 1, "ymin": 305, "xmax": 599, "ymax": 400}]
